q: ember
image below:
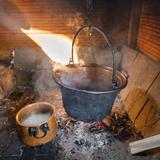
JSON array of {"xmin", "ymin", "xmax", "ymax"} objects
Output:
[{"xmin": 79, "ymin": 121, "xmax": 105, "ymax": 128}]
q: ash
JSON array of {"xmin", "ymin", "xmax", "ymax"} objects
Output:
[
  {"xmin": 0, "ymin": 87, "xmax": 159, "ymax": 160},
  {"xmin": 56, "ymin": 122, "xmax": 128, "ymax": 160}
]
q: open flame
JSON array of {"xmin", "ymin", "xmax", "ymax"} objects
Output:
[{"xmin": 21, "ymin": 28, "xmax": 78, "ymax": 65}]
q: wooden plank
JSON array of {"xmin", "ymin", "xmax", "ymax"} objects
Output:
[
  {"xmin": 124, "ymin": 88, "xmax": 148, "ymax": 122},
  {"xmin": 148, "ymin": 74, "xmax": 160, "ymax": 110},
  {"xmin": 125, "ymin": 87, "xmax": 160, "ymax": 138},
  {"xmin": 137, "ymin": 42, "xmax": 160, "ymax": 54},
  {"xmin": 140, "ymin": 24, "xmax": 160, "ymax": 33},
  {"xmin": 120, "ymin": 53, "xmax": 160, "ymax": 100},
  {"xmin": 138, "ymin": 37, "xmax": 160, "ymax": 48},
  {"xmin": 141, "ymin": 15, "xmax": 160, "ymax": 22},
  {"xmin": 139, "ymin": 28, "xmax": 160, "ymax": 38},
  {"xmin": 134, "ymin": 99, "xmax": 160, "ymax": 132},
  {"xmin": 137, "ymin": 0, "xmax": 160, "ymax": 60},
  {"xmin": 137, "ymin": 46, "xmax": 160, "ymax": 62},
  {"xmin": 137, "ymin": 43, "xmax": 160, "ymax": 60},
  {"xmin": 141, "ymin": 119, "xmax": 160, "ymax": 138},
  {"xmin": 137, "ymin": 43, "xmax": 160, "ymax": 59},
  {"xmin": 129, "ymin": 134, "xmax": 160, "ymax": 154},
  {"xmin": 138, "ymin": 37, "xmax": 160, "ymax": 45},
  {"xmin": 141, "ymin": 21, "xmax": 160, "ymax": 30}
]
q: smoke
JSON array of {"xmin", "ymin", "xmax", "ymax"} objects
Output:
[
  {"xmin": 13, "ymin": 48, "xmax": 57, "ymax": 100},
  {"xmin": 54, "ymin": 64, "xmax": 116, "ymax": 92},
  {"xmin": 66, "ymin": 12, "xmax": 85, "ymax": 30},
  {"xmin": 0, "ymin": 1, "xmax": 29, "ymax": 32},
  {"xmin": 78, "ymin": 46, "xmax": 121, "ymax": 68}
]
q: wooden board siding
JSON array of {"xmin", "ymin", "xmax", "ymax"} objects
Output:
[
  {"xmin": 0, "ymin": 0, "xmax": 131, "ymax": 60},
  {"xmin": 137, "ymin": 0, "xmax": 160, "ymax": 61},
  {"xmin": 120, "ymin": 46, "xmax": 160, "ymax": 111}
]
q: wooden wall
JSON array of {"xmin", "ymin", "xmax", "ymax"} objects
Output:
[
  {"xmin": 137, "ymin": 0, "xmax": 160, "ymax": 61},
  {"xmin": 0, "ymin": 0, "xmax": 131, "ymax": 60},
  {"xmin": 120, "ymin": 46, "xmax": 160, "ymax": 137}
]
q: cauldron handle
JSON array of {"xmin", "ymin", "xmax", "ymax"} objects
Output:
[{"xmin": 69, "ymin": 24, "xmax": 119, "ymax": 89}]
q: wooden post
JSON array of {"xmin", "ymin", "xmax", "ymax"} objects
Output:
[{"xmin": 127, "ymin": 0, "xmax": 143, "ymax": 49}]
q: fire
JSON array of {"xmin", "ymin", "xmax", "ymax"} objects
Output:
[{"xmin": 21, "ymin": 28, "xmax": 78, "ymax": 65}]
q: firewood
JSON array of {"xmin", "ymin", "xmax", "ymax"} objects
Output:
[{"xmin": 129, "ymin": 134, "xmax": 160, "ymax": 154}]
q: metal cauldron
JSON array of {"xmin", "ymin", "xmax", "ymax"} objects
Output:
[
  {"xmin": 16, "ymin": 102, "xmax": 57, "ymax": 146},
  {"xmin": 53, "ymin": 25, "xmax": 127, "ymax": 122}
]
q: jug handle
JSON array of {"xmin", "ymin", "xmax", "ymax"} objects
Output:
[
  {"xmin": 28, "ymin": 123, "xmax": 49, "ymax": 139},
  {"xmin": 69, "ymin": 24, "xmax": 119, "ymax": 89}
]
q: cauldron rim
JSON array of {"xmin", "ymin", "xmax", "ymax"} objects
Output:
[{"xmin": 53, "ymin": 64, "xmax": 128, "ymax": 94}]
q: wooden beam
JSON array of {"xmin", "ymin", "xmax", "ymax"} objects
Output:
[
  {"xmin": 129, "ymin": 134, "xmax": 160, "ymax": 154},
  {"xmin": 128, "ymin": 0, "xmax": 142, "ymax": 48}
]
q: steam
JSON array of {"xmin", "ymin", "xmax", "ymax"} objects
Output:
[
  {"xmin": 78, "ymin": 46, "xmax": 121, "ymax": 68},
  {"xmin": 21, "ymin": 112, "xmax": 51, "ymax": 125},
  {"xmin": 19, "ymin": 28, "xmax": 79, "ymax": 100},
  {"xmin": 0, "ymin": 1, "xmax": 29, "ymax": 32},
  {"xmin": 66, "ymin": 12, "xmax": 85, "ymax": 30},
  {"xmin": 54, "ymin": 65, "xmax": 115, "ymax": 92}
]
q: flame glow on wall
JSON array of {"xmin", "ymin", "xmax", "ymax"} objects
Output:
[{"xmin": 21, "ymin": 28, "xmax": 78, "ymax": 65}]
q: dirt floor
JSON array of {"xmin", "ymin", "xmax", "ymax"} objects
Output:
[{"xmin": 0, "ymin": 87, "xmax": 159, "ymax": 160}]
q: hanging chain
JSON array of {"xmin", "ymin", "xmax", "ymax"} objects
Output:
[
  {"xmin": 86, "ymin": 0, "xmax": 94, "ymax": 25},
  {"xmin": 86, "ymin": 0, "xmax": 94, "ymax": 15},
  {"xmin": 85, "ymin": 0, "xmax": 94, "ymax": 37}
]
